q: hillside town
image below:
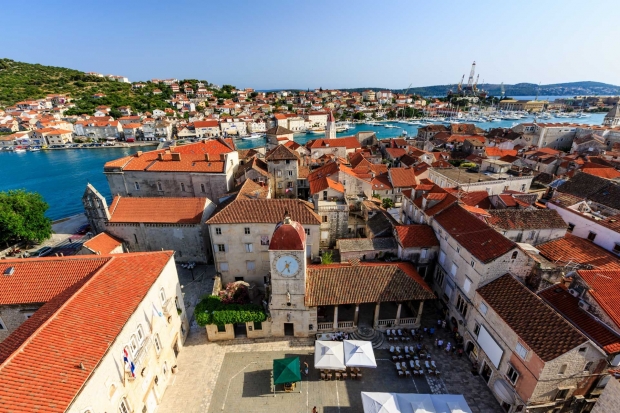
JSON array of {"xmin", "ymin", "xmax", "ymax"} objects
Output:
[{"xmin": 1, "ymin": 80, "xmax": 620, "ymax": 412}]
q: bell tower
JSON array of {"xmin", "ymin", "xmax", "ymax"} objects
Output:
[
  {"xmin": 268, "ymin": 214, "xmax": 313, "ymax": 337},
  {"xmin": 325, "ymin": 110, "xmax": 336, "ymax": 139}
]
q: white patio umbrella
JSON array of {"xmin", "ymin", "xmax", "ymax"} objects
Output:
[
  {"xmin": 361, "ymin": 392, "xmax": 401, "ymax": 413},
  {"xmin": 343, "ymin": 340, "xmax": 377, "ymax": 368},
  {"xmin": 314, "ymin": 340, "xmax": 345, "ymax": 370}
]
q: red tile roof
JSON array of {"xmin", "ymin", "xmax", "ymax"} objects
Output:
[
  {"xmin": 309, "ymin": 177, "xmax": 345, "ymax": 195},
  {"xmin": 478, "ymin": 274, "xmax": 587, "ymax": 361},
  {"xmin": 539, "ymin": 284, "xmax": 620, "ymax": 354},
  {"xmin": 109, "ymin": 196, "xmax": 207, "ymax": 224},
  {"xmin": 0, "ymin": 257, "xmax": 109, "ymax": 305},
  {"xmin": 206, "ymin": 199, "xmax": 320, "ymax": 225},
  {"xmin": 0, "ymin": 252, "xmax": 174, "ymax": 413},
  {"xmin": 485, "ymin": 147, "xmax": 518, "ymax": 158},
  {"xmin": 82, "ymin": 232, "xmax": 124, "ymax": 254},
  {"xmin": 307, "ymin": 137, "xmax": 361, "ymax": 150},
  {"xmin": 394, "ymin": 225, "xmax": 439, "ymax": 248},
  {"xmin": 435, "ymin": 204, "xmax": 516, "ymax": 263},
  {"xmin": 305, "ymin": 262, "xmax": 434, "ymax": 306},
  {"xmin": 578, "ymin": 270, "xmax": 620, "ymax": 330},
  {"xmin": 536, "ymin": 234, "xmax": 620, "ymax": 270},
  {"xmin": 389, "ymin": 167, "xmax": 418, "ymax": 188}
]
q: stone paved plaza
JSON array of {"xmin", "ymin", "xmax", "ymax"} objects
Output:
[{"xmin": 158, "ymin": 267, "xmax": 504, "ymax": 413}]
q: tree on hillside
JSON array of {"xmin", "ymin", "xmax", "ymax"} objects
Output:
[{"xmin": 0, "ymin": 190, "xmax": 52, "ymax": 246}]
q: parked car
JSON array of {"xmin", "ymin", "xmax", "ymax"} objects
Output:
[{"xmin": 31, "ymin": 246, "xmax": 53, "ymax": 257}]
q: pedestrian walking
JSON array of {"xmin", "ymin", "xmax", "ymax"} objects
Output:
[
  {"xmin": 303, "ymin": 362, "xmax": 309, "ymax": 376},
  {"xmin": 312, "ymin": 407, "xmax": 318, "ymax": 413}
]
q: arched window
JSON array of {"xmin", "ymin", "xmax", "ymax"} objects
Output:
[{"xmin": 511, "ymin": 251, "xmax": 518, "ymax": 260}]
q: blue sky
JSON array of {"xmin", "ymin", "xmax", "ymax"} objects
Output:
[{"xmin": 2, "ymin": 0, "xmax": 617, "ymax": 89}]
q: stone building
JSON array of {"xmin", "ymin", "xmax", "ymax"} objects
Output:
[
  {"xmin": 82, "ymin": 184, "xmax": 215, "ymax": 263},
  {"xmin": 0, "ymin": 251, "xmax": 188, "ymax": 413},
  {"xmin": 484, "ymin": 209, "xmax": 568, "ymax": 245},
  {"xmin": 205, "ymin": 198, "xmax": 321, "ymax": 286},
  {"xmin": 468, "ymin": 274, "xmax": 607, "ymax": 413},
  {"xmin": 393, "ymin": 224, "xmax": 439, "ymax": 279},
  {"xmin": 206, "ymin": 216, "xmax": 436, "ymax": 340},
  {"xmin": 309, "ymin": 176, "xmax": 348, "ymax": 247},
  {"xmin": 603, "ymin": 104, "xmax": 620, "ymax": 127},
  {"xmin": 265, "ymin": 125, "xmax": 295, "ymax": 148},
  {"xmin": 264, "ymin": 144, "xmax": 300, "ymax": 198},
  {"xmin": 336, "ymin": 238, "xmax": 398, "ymax": 263},
  {"xmin": 103, "ymin": 139, "xmax": 239, "ymax": 202}
]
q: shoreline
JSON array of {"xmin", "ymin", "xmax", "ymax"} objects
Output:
[{"xmin": 1, "ymin": 142, "xmax": 158, "ymax": 153}]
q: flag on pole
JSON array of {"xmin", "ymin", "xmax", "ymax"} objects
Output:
[{"xmin": 123, "ymin": 348, "xmax": 135, "ymax": 378}]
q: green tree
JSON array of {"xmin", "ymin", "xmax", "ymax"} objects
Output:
[
  {"xmin": 321, "ymin": 251, "xmax": 334, "ymax": 265},
  {"xmin": 382, "ymin": 197, "xmax": 394, "ymax": 209},
  {"xmin": 353, "ymin": 112, "xmax": 366, "ymax": 120},
  {"xmin": 0, "ymin": 190, "xmax": 52, "ymax": 246}
]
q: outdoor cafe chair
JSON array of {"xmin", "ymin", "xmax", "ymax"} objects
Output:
[
  {"xmin": 409, "ymin": 360, "xmax": 416, "ymax": 369},
  {"xmin": 326, "ymin": 372, "xmax": 332, "ymax": 380},
  {"xmin": 389, "ymin": 346, "xmax": 395, "ymax": 353},
  {"xmin": 397, "ymin": 329, "xmax": 403, "ymax": 336},
  {"xmin": 405, "ymin": 370, "xmax": 411, "ymax": 378},
  {"xmin": 341, "ymin": 372, "xmax": 348, "ymax": 380},
  {"xmin": 395, "ymin": 346, "xmax": 401, "ymax": 354},
  {"xmin": 335, "ymin": 372, "xmax": 341, "ymax": 380},
  {"xmin": 431, "ymin": 360, "xmax": 437, "ymax": 369},
  {"xmin": 350, "ymin": 372, "xmax": 357, "ymax": 380},
  {"xmin": 320, "ymin": 373, "xmax": 326, "ymax": 380}
]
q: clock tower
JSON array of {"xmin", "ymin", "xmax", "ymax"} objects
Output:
[{"xmin": 268, "ymin": 214, "xmax": 314, "ymax": 337}]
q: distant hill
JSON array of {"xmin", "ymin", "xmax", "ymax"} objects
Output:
[
  {"xmin": 346, "ymin": 81, "xmax": 620, "ymax": 97},
  {"xmin": 0, "ymin": 59, "xmax": 185, "ymax": 115}
]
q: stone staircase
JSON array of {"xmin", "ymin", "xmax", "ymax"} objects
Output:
[{"xmin": 349, "ymin": 327, "xmax": 385, "ymax": 349}]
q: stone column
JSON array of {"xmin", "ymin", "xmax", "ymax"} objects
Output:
[
  {"xmin": 395, "ymin": 303, "xmax": 402, "ymax": 326},
  {"xmin": 373, "ymin": 302, "xmax": 380, "ymax": 329},
  {"xmin": 333, "ymin": 306, "xmax": 338, "ymax": 330},
  {"xmin": 415, "ymin": 301, "xmax": 424, "ymax": 325},
  {"xmin": 353, "ymin": 304, "xmax": 360, "ymax": 327}
]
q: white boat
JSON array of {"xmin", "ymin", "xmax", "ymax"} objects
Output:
[
  {"xmin": 384, "ymin": 124, "xmax": 398, "ymax": 128},
  {"xmin": 28, "ymin": 147, "xmax": 41, "ymax": 152},
  {"xmin": 407, "ymin": 121, "xmax": 423, "ymax": 125},
  {"xmin": 241, "ymin": 133, "xmax": 264, "ymax": 140},
  {"xmin": 307, "ymin": 128, "xmax": 325, "ymax": 134},
  {"xmin": 13, "ymin": 147, "xmax": 26, "ymax": 153}
]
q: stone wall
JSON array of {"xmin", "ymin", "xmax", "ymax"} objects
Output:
[
  {"xmin": 0, "ymin": 304, "xmax": 41, "ymax": 343},
  {"xmin": 592, "ymin": 377, "xmax": 620, "ymax": 413}
]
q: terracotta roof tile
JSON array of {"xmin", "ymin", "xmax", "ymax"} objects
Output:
[
  {"xmin": 389, "ymin": 167, "xmax": 418, "ymax": 188},
  {"xmin": 485, "ymin": 209, "xmax": 567, "ymax": 230},
  {"xmin": 394, "ymin": 225, "xmax": 439, "ymax": 248},
  {"xmin": 578, "ymin": 270, "xmax": 620, "ymax": 330},
  {"xmin": 478, "ymin": 274, "xmax": 587, "ymax": 361},
  {"xmin": 307, "ymin": 137, "xmax": 361, "ymax": 150},
  {"xmin": 0, "ymin": 257, "xmax": 109, "ymax": 305},
  {"xmin": 207, "ymin": 199, "xmax": 320, "ymax": 225},
  {"xmin": 309, "ymin": 177, "xmax": 345, "ymax": 195},
  {"xmin": 109, "ymin": 196, "xmax": 207, "ymax": 224},
  {"xmin": 305, "ymin": 262, "xmax": 434, "ymax": 306},
  {"xmin": 435, "ymin": 204, "xmax": 515, "ymax": 263},
  {"xmin": 539, "ymin": 284, "xmax": 620, "ymax": 354},
  {"xmin": 265, "ymin": 144, "xmax": 299, "ymax": 161},
  {"xmin": 537, "ymin": 234, "xmax": 620, "ymax": 270},
  {"xmin": 82, "ymin": 232, "xmax": 124, "ymax": 254},
  {"xmin": 0, "ymin": 252, "xmax": 174, "ymax": 413}
]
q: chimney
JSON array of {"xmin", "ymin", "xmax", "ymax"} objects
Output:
[
  {"xmin": 205, "ymin": 153, "xmax": 210, "ymax": 161},
  {"xmin": 135, "ymin": 151, "xmax": 142, "ymax": 157},
  {"xmin": 220, "ymin": 153, "xmax": 226, "ymax": 161},
  {"xmin": 157, "ymin": 153, "xmax": 164, "ymax": 161},
  {"xmin": 171, "ymin": 153, "xmax": 181, "ymax": 161}
]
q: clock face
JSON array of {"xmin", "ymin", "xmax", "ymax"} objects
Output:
[{"xmin": 275, "ymin": 254, "xmax": 300, "ymax": 277}]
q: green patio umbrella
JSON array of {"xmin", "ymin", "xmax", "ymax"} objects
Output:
[{"xmin": 273, "ymin": 356, "xmax": 301, "ymax": 384}]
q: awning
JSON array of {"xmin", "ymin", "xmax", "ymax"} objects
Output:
[
  {"xmin": 493, "ymin": 379, "xmax": 516, "ymax": 405},
  {"xmin": 361, "ymin": 392, "xmax": 401, "ymax": 413},
  {"xmin": 343, "ymin": 340, "xmax": 377, "ymax": 368},
  {"xmin": 314, "ymin": 341, "xmax": 345, "ymax": 370},
  {"xmin": 273, "ymin": 357, "xmax": 301, "ymax": 384}
]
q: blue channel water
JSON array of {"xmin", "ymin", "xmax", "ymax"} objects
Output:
[{"xmin": 0, "ymin": 113, "xmax": 606, "ymax": 220}]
